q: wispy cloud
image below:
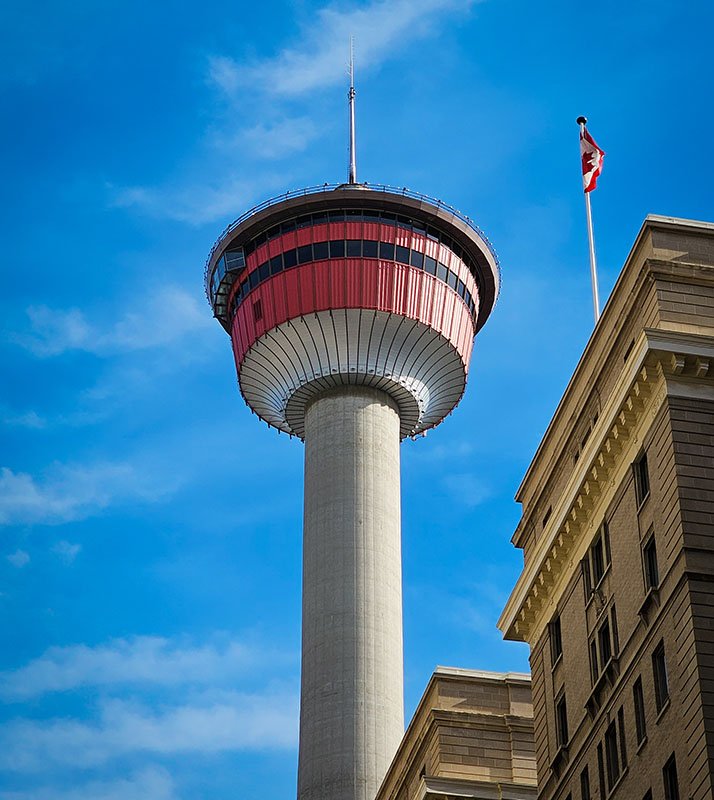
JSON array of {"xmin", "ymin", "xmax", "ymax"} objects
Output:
[
  {"xmin": 14, "ymin": 286, "xmax": 210, "ymax": 358},
  {"xmin": 208, "ymin": 0, "xmax": 477, "ymax": 97},
  {"xmin": 0, "ymin": 410, "xmax": 46, "ymax": 429},
  {"xmin": 6, "ymin": 550, "xmax": 30, "ymax": 568},
  {"xmin": 442, "ymin": 472, "xmax": 491, "ymax": 507},
  {"xmin": 0, "ymin": 635, "xmax": 287, "ymax": 700},
  {"xmin": 0, "ymin": 690, "xmax": 298, "ymax": 771},
  {"xmin": 0, "ymin": 766, "xmax": 176, "ymax": 800},
  {"xmin": 211, "ymin": 118, "xmax": 319, "ymax": 161},
  {"xmin": 51, "ymin": 541, "xmax": 81, "ymax": 564},
  {"xmin": 0, "ymin": 462, "xmax": 174, "ymax": 527}
]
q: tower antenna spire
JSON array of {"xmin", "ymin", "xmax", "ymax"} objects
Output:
[{"xmin": 348, "ymin": 36, "xmax": 357, "ymax": 184}]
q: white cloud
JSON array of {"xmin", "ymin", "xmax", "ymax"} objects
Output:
[
  {"xmin": 442, "ymin": 472, "xmax": 491, "ymax": 507},
  {"xmin": 0, "ymin": 636, "xmax": 281, "ymax": 700},
  {"xmin": 213, "ymin": 117, "xmax": 319, "ymax": 160},
  {"xmin": 15, "ymin": 286, "xmax": 210, "ymax": 358},
  {"xmin": 51, "ymin": 541, "xmax": 81, "ymax": 564},
  {"xmin": 0, "ymin": 766, "xmax": 176, "ymax": 800},
  {"xmin": 0, "ymin": 462, "xmax": 173, "ymax": 527},
  {"xmin": 1, "ymin": 410, "xmax": 46, "ymax": 429},
  {"xmin": 0, "ymin": 691, "xmax": 298, "ymax": 771},
  {"xmin": 208, "ymin": 0, "xmax": 477, "ymax": 97},
  {"xmin": 6, "ymin": 550, "xmax": 30, "ymax": 568}
]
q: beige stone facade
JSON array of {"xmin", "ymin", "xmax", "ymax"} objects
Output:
[
  {"xmin": 498, "ymin": 216, "xmax": 714, "ymax": 800},
  {"xmin": 375, "ymin": 668, "xmax": 537, "ymax": 800}
]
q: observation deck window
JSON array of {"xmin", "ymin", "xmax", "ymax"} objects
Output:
[
  {"xmin": 362, "ymin": 240, "xmax": 378, "ymax": 258},
  {"xmin": 379, "ymin": 242, "xmax": 395, "ymax": 260},
  {"xmin": 313, "ymin": 241, "xmax": 329, "ymax": 260},
  {"xmin": 410, "ymin": 250, "xmax": 424, "ymax": 269},
  {"xmin": 346, "ymin": 240, "xmax": 362, "ymax": 257},
  {"xmin": 396, "ymin": 245, "xmax": 410, "ymax": 265},
  {"xmin": 329, "ymin": 240, "xmax": 345, "ymax": 258}
]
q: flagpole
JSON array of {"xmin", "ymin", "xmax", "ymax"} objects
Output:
[{"xmin": 577, "ymin": 116, "xmax": 601, "ymax": 322}]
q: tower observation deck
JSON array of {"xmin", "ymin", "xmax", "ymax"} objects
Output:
[{"xmin": 205, "ymin": 182, "xmax": 499, "ymax": 800}]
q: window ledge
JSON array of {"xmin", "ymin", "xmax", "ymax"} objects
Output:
[
  {"xmin": 549, "ymin": 744, "xmax": 568, "ymax": 774},
  {"xmin": 607, "ymin": 765, "xmax": 629, "ymax": 797},
  {"xmin": 551, "ymin": 652, "xmax": 563, "ymax": 673},
  {"xmin": 655, "ymin": 698, "xmax": 671, "ymax": 725},
  {"xmin": 636, "ymin": 735, "xmax": 648, "ymax": 755},
  {"xmin": 636, "ymin": 491, "xmax": 651, "ymax": 514},
  {"xmin": 638, "ymin": 586, "xmax": 660, "ymax": 623}
]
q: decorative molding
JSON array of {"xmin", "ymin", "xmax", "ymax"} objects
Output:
[{"xmin": 500, "ymin": 329, "xmax": 714, "ymax": 644}]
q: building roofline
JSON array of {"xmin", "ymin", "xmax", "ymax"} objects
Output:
[{"xmin": 514, "ymin": 214, "xmax": 710, "ymax": 506}]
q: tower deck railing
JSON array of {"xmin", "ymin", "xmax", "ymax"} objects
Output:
[{"xmin": 204, "ymin": 183, "xmax": 499, "ymax": 299}]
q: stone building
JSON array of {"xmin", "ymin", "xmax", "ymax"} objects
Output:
[
  {"xmin": 375, "ymin": 667, "xmax": 537, "ymax": 800},
  {"xmin": 498, "ymin": 215, "xmax": 714, "ymax": 800}
]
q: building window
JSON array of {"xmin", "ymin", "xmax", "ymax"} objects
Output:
[
  {"xmin": 589, "ymin": 605, "xmax": 619, "ymax": 684},
  {"xmin": 663, "ymin": 754, "xmax": 679, "ymax": 800},
  {"xmin": 582, "ymin": 523, "xmax": 611, "ymax": 597},
  {"xmin": 550, "ymin": 615, "xmax": 563, "ymax": 664},
  {"xmin": 556, "ymin": 693, "xmax": 569, "ymax": 747},
  {"xmin": 580, "ymin": 766, "xmax": 591, "ymax": 800},
  {"xmin": 634, "ymin": 452, "xmax": 650, "ymax": 507},
  {"xmin": 597, "ymin": 743, "xmax": 606, "ymax": 799},
  {"xmin": 252, "ymin": 299, "xmax": 263, "ymax": 322},
  {"xmin": 643, "ymin": 791, "xmax": 653, "ymax": 800},
  {"xmin": 617, "ymin": 706, "xmax": 628, "ymax": 768},
  {"xmin": 633, "ymin": 676, "xmax": 647, "ymax": 744},
  {"xmin": 643, "ymin": 534, "xmax": 659, "ymax": 589},
  {"xmin": 604, "ymin": 720, "xmax": 620, "ymax": 791},
  {"xmin": 652, "ymin": 641, "xmax": 669, "ymax": 712}
]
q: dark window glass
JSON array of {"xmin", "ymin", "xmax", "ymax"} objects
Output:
[
  {"xmin": 225, "ymin": 249, "xmax": 245, "ymax": 270},
  {"xmin": 425, "ymin": 225, "xmax": 439, "ymax": 242},
  {"xmin": 254, "ymin": 231, "xmax": 267, "ymax": 248},
  {"xmin": 597, "ymin": 744, "xmax": 606, "ymax": 800},
  {"xmin": 424, "ymin": 255, "xmax": 437, "ymax": 275},
  {"xmin": 590, "ymin": 640, "xmax": 599, "ymax": 684},
  {"xmin": 643, "ymin": 791, "xmax": 653, "ymax": 800},
  {"xmin": 412, "ymin": 219, "xmax": 427, "ymax": 235},
  {"xmin": 312, "ymin": 241, "xmax": 329, "ymax": 260},
  {"xmin": 346, "ymin": 209, "xmax": 362, "ymax": 220},
  {"xmin": 437, "ymin": 263, "xmax": 448, "ymax": 282},
  {"xmin": 556, "ymin": 695, "xmax": 568, "ymax": 747},
  {"xmin": 239, "ymin": 279, "xmax": 248, "ymax": 299},
  {"xmin": 550, "ymin": 616, "xmax": 563, "ymax": 664},
  {"xmin": 592, "ymin": 531, "xmax": 606, "ymax": 585},
  {"xmin": 580, "ymin": 767, "xmax": 591, "ymax": 800},
  {"xmin": 296, "ymin": 214, "xmax": 312, "ymax": 229},
  {"xmin": 280, "ymin": 218, "xmax": 296, "ymax": 233},
  {"xmin": 363, "ymin": 209, "xmax": 379, "ymax": 221},
  {"xmin": 644, "ymin": 535, "xmax": 659, "ymax": 589},
  {"xmin": 635, "ymin": 453, "xmax": 650, "ymax": 506},
  {"xmin": 395, "ymin": 245, "xmax": 410, "ymax": 264},
  {"xmin": 265, "ymin": 225, "xmax": 280, "ymax": 241},
  {"xmin": 329, "ymin": 210, "xmax": 345, "ymax": 222},
  {"xmin": 311, "ymin": 212, "xmax": 328, "ymax": 226},
  {"xmin": 441, "ymin": 234, "xmax": 453, "ymax": 251},
  {"xmin": 410, "ymin": 250, "xmax": 425, "ymax": 269},
  {"xmin": 346, "ymin": 240, "xmax": 362, "ymax": 257},
  {"xmin": 452, "ymin": 242, "xmax": 463, "ymax": 259},
  {"xmin": 379, "ymin": 241, "xmax": 395, "ymax": 260},
  {"xmin": 283, "ymin": 249, "xmax": 298, "ymax": 269},
  {"xmin": 252, "ymin": 299, "xmax": 263, "ymax": 322},
  {"xmin": 618, "ymin": 706, "xmax": 628, "ymax": 768},
  {"xmin": 598, "ymin": 618, "xmax": 612, "ymax": 667},
  {"xmin": 653, "ymin": 641, "xmax": 669, "ymax": 712},
  {"xmin": 269, "ymin": 256, "xmax": 283, "ymax": 276},
  {"xmin": 381, "ymin": 211, "xmax": 396, "ymax": 222},
  {"xmin": 458, "ymin": 279, "xmax": 467, "ymax": 299},
  {"xmin": 447, "ymin": 270, "xmax": 458, "ymax": 291},
  {"xmin": 663, "ymin": 754, "xmax": 679, "ymax": 800},
  {"xmin": 611, "ymin": 605, "xmax": 620, "ymax": 656},
  {"xmin": 634, "ymin": 676, "xmax": 647, "ymax": 744},
  {"xmin": 362, "ymin": 240, "xmax": 378, "ymax": 258},
  {"xmin": 258, "ymin": 262, "xmax": 270, "ymax": 282},
  {"xmin": 297, "ymin": 244, "xmax": 313, "ymax": 264},
  {"xmin": 329, "ymin": 240, "xmax": 345, "ymax": 258},
  {"xmin": 248, "ymin": 270, "xmax": 259, "ymax": 289},
  {"xmin": 605, "ymin": 721, "xmax": 620, "ymax": 790},
  {"xmin": 244, "ymin": 240, "xmax": 255, "ymax": 256},
  {"xmin": 582, "ymin": 556, "xmax": 593, "ymax": 598},
  {"xmin": 397, "ymin": 214, "xmax": 412, "ymax": 227}
]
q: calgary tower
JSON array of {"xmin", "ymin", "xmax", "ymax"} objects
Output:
[{"xmin": 204, "ymin": 66, "xmax": 499, "ymax": 800}]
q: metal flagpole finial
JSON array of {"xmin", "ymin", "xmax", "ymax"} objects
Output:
[
  {"xmin": 348, "ymin": 36, "xmax": 357, "ymax": 184},
  {"xmin": 576, "ymin": 115, "xmax": 588, "ymax": 126}
]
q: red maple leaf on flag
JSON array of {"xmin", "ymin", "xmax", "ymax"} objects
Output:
[{"xmin": 580, "ymin": 127, "xmax": 605, "ymax": 193}]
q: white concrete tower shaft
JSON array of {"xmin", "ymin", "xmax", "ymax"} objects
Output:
[{"xmin": 299, "ymin": 387, "xmax": 404, "ymax": 800}]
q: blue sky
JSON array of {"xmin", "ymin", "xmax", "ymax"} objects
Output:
[{"xmin": 1, "ymin": 0, "xmax": 713, "ymax": 797}]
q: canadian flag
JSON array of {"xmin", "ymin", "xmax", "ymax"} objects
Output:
[{"xmin": 580, "ymin": 126, "xmax": 605, "ymax": 193}]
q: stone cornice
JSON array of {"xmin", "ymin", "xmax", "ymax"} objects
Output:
[{"xmin": 498, "ymin": 329, "xmax": 714, "ymax": 644}]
